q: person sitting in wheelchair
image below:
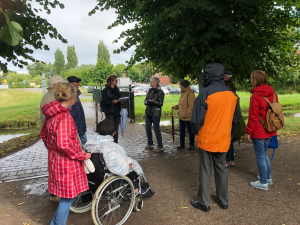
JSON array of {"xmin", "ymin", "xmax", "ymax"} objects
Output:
[{"xmin": 85, "ymin": 119, "xmax": 155, "ymax": 197}]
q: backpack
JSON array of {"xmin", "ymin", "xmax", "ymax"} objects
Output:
[
  {"xmin": 232, "ymin": 114, "xmax": 246, "ymax": 142},
  {"xmin": 256, "ymin": 92, "xmax": 284, "ymax": 132}
]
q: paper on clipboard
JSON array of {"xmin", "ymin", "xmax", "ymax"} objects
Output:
[{"xmin": 118, "ymin": 97, "xmax": 129, "ymax": 102}]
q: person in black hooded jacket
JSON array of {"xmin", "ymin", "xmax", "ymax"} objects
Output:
[
  {"xmin": 190, "ymin": 63, "xmax": 239, "ymax": 212},
  {"xmin": 144, "ymin": 77, "xmax": 165, "ymax": 152},
  {"xmin": 101, "ymin": 75, "xmax": 122, "ymax": 143}
]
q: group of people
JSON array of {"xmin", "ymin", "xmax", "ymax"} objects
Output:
[
  {"xmin": 39, "ymin": 62, "xmax": 278, "ymax": 224},
  {"xmin": 144, "ymin": 63, "xmax": 277, "ymax": 212}
]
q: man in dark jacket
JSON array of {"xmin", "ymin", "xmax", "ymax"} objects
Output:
[
  {"xmin": 144, "ymin": 77, "xmax": 165, "ymax": 152},
  {"xmin": 67, "ymin": 76, "xmax": 87, "ymax": 145},
  {"xmin": 190, "ymin": 63, "xmax": 239, "ymax": 212}
]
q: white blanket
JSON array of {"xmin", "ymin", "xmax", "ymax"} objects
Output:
[{"xmin": 85, "ymin": 134, "xmax": 143, "ymax": 176}]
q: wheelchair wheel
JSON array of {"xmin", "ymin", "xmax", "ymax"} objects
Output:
[
  {"xmin": 133, "ymin": 196, "xmax": 143, "ymax": 212},
  {"xmin": 91, "ymin": 176, "xmax": 135, "ymax": 225},
  {"xmin": 70, "ymin": 190, "xmax": 93, "ymax": 213}
]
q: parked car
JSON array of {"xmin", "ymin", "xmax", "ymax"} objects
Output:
[
  {"xmin": 119, "ymin": 87, "xmax": 129, "ymax": 92},
  {"xmin": 133, "ymin": 87, "xmax": 147, "ymax": 97},
  {"xmin": 190, "ymin": 85, "xmax": 199, "ymax": 93},
  {"xmin": 161, "ymin": 86, "xmax": 170, "ymax": 95},
  {"xmin": 87, "ymin": 86, "xmax": 93, "ymax": 93},
  {"xmin": 169, "ymin": 88, "xmax": 181, "ymax": 95}
]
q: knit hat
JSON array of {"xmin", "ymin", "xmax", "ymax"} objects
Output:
[{"xmin": 48, "ymin": 75, "xmax": 68, "ymax": 86}]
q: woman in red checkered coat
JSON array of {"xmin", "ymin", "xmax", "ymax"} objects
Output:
[{"xmin": 40, "ymin": 83, "xmax": 91, "ymax": 225}]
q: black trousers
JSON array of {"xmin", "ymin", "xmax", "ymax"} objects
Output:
[{"xmin": 106, "ymin": 114, "xmax": 121, "ymax": 143}]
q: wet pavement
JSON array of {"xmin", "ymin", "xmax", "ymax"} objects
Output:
[
  {"xmin": 0, "ymin": 101, "xmax": 255, "ymax": 183},
  {"xmin": 0, "ymin": 121, "xmax": 254, "ymax": 183}
]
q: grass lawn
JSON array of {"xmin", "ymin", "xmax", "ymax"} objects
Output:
[
  {"xmin": 1, "ymin": 89, "xmax": 300, "ymax": 131},
  {"xmin": 135, "ymin": 91, "xmax": 300, "ymax": 117},
  {"xmin": 0, "ymin": 89, "xmax": 42, "ymax": 128}
]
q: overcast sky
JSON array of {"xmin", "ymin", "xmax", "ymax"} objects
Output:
[{"xmin": 5, "ymin": 0, "xmax": 135, "ymax": 73}]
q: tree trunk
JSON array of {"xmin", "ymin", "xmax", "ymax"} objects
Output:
[{"xmin": 197, "ymin": 70, "xmax": 204, "ymax": 91}]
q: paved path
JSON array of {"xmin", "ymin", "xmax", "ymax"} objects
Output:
[{"xmin": 0, "ymin": 122, "xmax": 254, "ymax": 183}]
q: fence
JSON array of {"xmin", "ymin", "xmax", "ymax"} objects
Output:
[{"xmin": 92, "ymin": 86, "xmax": 135, "ymax": 125}]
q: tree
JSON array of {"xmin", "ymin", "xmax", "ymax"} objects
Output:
[
  {"xmin": 126, "ymin": 65, "xmax": 141, "ymax": 82},
  {"xmin": 6, "ymin": 71, "xmax": 30, "ymax": 86},
  {"xmin": 97, "ymin": 40, "xmax": 111, "ymax": 65},
  {"xmin": 27, "ymin": 62, "xmax": 52, "ymax": 77},
  {"xmin": 53, "ymin": 48, "xmax": 65, "ymax": 76},
  {"xmin": 33, "ymin": 75, "xmax": 43, "ymax": 87},
  {"xmin": 66, "ymin": 45, "xmax": 78, "ymax": 70},
  {"xmin": 0, "ymin": 0, "xmax": 67, "ymax": 72},
  {"xmin": 90, "ymin": 0, "xmax": 300, "ymax": 88},
  {"xmin": 169, "ymin": 75, "xmax": 178, "ymax": 84},
  {"xmin": 141, "ymin": 63, "xmax": 152, "ymax": 83},
  {"xmin": 113, "ymin": 63, "xmax": 126, "ymax": 77},
  {"xmin": 76, "ymin": 59, "xmax": 113, "ymax": 85},
  {"xmin": 91, "ymin": 58, "xmax": 113, "ymax": 84}
]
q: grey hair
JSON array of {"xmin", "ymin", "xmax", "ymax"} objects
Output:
[{"xmin": 150, "ymin": 77, "xmax": 160, "ymax": 84}]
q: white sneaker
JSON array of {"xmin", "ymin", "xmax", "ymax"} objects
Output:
[
  {"xmin": 257, "ymin": 175, "xmax": 273, "ymax": 185},
  {"xmin": 250, "ymin": 180, "xmax": 269, "ymax": 190}
]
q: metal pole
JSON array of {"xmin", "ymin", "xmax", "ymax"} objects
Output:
[
  {"xmin": 95, "ymin": 101, "xmax": 98, "ymax": 128},
  {"xmin": 128, "ymin": 84, "xmax": 131, "ymax": 123}
]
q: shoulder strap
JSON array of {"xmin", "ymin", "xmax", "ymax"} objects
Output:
[
  {"xmin": 273, "ymin": 92, "xmax": 277, "ymax": 103},
  {"xmin": 254, "ymin": 92, "xmax": 271, "ymax": 105}
]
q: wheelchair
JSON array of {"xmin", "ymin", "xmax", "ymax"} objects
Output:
[{"xmin": 69, "ymin": 154, "xmax": 147, "ymax": 225}]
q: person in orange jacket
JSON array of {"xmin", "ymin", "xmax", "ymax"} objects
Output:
[{"xmin": 190, "ymin": 63, "xmax": 239, "ymax": 212}]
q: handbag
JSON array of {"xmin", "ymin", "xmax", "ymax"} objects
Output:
[
  {"xmin": 268, "ymin": 135, "xmax": 278, "ymax": 160},
  {"xmin": 77, "ymin": 132, "xmax": 95, "ymax": 174},
  {"xmin": 84, "ymin": 159, "xmax": 95, "ymax": 174}
]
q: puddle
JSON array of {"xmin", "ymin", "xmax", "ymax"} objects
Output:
[
  {"xmin": 137, "ymin": 117, "xmax": 179, "ymax": 126},
  {"xmin": 82, "ymin": 101, "xmax": 99, "ymax": 119},
  {"xmin": 0, "ymin": 134, "xmax": 28, "ymax": 143},
  {"xmin": 0, "ymin": 127, "xmax": 40, "ymax": 143},
  {"xmin": 23, "ymin": 178, "xmax": 48, "ymax": 195}
]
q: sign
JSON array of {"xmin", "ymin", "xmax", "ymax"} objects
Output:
[
  {"xmin": 12, "ymin": 82, "xmax": 14, "ymax": 85},
  {"xmin": 23, "ymin": 80, "xmax": 26, "ymax": 84}
]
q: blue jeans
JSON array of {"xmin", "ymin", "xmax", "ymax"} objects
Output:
[
  {"xmin": 252, "ymin": 137, "xmax": 272, "ymax": 184},
  {"xmin": 50, "ymin": 196, "xmax": 76, "ymax": 225},
  {"xmin": 145, "ymin": 114, "xmax": 163, "ymax": 147},
  {"xmin": 179, "ymin": 119, "xmax": 194, "ymax": 146},
  {"xmin": 79, "ymin": 133, "xmax": 87, "ymax": 146},
  {"xmin": 226, "ymin": 141, "xmax": 234, "ymax": 163}
]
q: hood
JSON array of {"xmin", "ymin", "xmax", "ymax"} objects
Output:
[
  {"xmin": 87, "ymin": 134, "xmax": 114, "ymax": 144},
  {"xmin": 182, "ymin": 86, "xmax": 192, "ymax": 93},
  {"xmin": 203, "ymin": 63, "xmax": 224, "ymax": 87},
  {"xmin": 42, "ymin": 101, "xmax": 70, "ymax": 118},
  {"xmin": 249, "ymin": 84, "xmax": 274, "ymax": 97},
  {"xmin": 85, "ymin": 134, "xmax": 114, "ymax": 152}
]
